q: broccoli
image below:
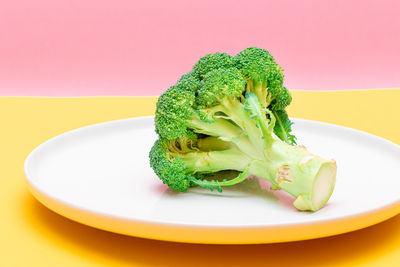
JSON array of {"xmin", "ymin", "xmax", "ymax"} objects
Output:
[{"xmin": 149, "ymin": 47, "xmax": 337, "ymax": 211}]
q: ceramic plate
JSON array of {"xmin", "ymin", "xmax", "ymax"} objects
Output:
[{"xmin": 24, "ymin": 116, "xmax": 400, "ymax": 244}]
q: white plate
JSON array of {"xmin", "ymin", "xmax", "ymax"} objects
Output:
[{"xmin": 24, "ymin": 116, "xmax": 400, "ymax": 244}]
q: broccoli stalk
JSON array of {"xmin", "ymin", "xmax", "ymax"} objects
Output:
[{"xmin": 149, "ymin": 47, "xmax": 337, "ymax": 211}]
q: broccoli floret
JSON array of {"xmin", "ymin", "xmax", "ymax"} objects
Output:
[
  {"xmin": 193, "ymin": 52, "xmax": 235, "ymax": 79},
  {"xmin": 154, "ymin": 85, "xmax": 196, "ymax": 140},
  {"xmin": 176, "ymin": 70, "xmax": 200, "ymax": 92},
  {"xmin": 149, "ymin": 47, "xmax": 337, "ymax": 211},
  {"xmin": 149, "ymin": 139, "xmax": 192, "ymax": 192},
  {"xmin": 234, "ymin": 48, "xmax": 296, "ymax": 144},
  {"xmin": 234, "ymin": 47, "xmax": 286, "ymax": 108}
]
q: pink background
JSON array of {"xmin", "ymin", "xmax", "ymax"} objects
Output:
[{"xmin": 0, "ymin": 0, "xmax": 399, "ymax": 96}]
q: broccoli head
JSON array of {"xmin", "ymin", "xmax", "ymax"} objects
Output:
[{"xmin": 149, "ymin": 47, "xmax": 337, "ymax": 211}]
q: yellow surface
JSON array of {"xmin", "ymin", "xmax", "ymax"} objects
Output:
[{"xmin": 1, "ymin": 90, "xmax": 400, "ymax": 266}]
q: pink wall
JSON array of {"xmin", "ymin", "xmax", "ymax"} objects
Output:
[{"xmin": 1, "ymin": 0, "xmax": 399, "ymax": 96}]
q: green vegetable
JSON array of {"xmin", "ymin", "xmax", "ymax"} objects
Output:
[{"xmin": 149, "ymin": 47, "xmax": 336, "ymax": 211}]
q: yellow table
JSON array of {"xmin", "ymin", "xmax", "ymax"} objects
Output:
[{"xmin": 1, "ymin": 90, "xmax": 399, "ymax": 266}]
